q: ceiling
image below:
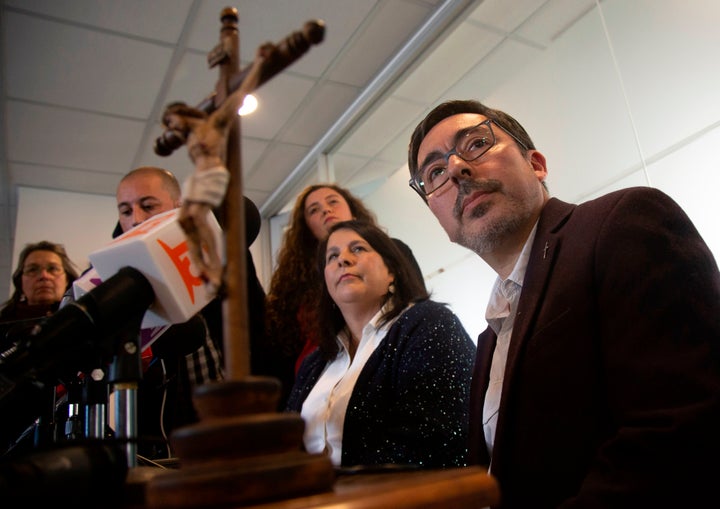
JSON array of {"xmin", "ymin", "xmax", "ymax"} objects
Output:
[{"xmin": 1, "ymin": 0, "xmax": 596, "ymax": 234}]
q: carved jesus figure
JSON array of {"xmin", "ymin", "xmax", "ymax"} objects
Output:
[{"xmin": 161, "ymin": 50, "xmax": 266, "ymax": 291}]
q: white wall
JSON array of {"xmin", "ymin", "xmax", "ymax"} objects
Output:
[{"xmin": 10, "ymin": 187, "xmax": 117, "ymax": 294}]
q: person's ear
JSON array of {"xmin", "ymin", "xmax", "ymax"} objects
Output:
[{"xmin": 528, "ymin": 150, "xmax": 548, "ymax": 183}]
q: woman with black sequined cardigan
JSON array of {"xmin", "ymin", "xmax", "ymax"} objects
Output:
[{"xmin": 285, "ymin": 220, "xmax": 475, "ymax": 469}]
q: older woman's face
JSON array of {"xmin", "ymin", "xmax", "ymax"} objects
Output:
[{"xmin": 21, "ymin": 250, "xmax": 68, "ymax": 306}]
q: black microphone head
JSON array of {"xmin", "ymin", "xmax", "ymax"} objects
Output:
[
  {"xmin": 111, "ymin": 221, "xmax": 123, "ymax": 239},
  {"xmin": 244, "ymin": 196, "xmax": 261, "ymax": 245}
]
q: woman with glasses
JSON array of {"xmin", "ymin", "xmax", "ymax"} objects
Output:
[
  {"xmin": 0, "ymin": 242, "xmax": 80, "ymax": 454},
  {"xmin": 0, "ymin": 240, "xmax": 79, "ymax": 322},
  {"xmin": 286, "ymin": 220, "xmax": 475, "ymax": 469}
]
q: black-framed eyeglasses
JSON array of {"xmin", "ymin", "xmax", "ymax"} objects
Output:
[
  {"xmin": 409, "ymin": 119, "xmax": 528, "ymax": 199},
  {"xmin": 22, "ymin": 264, "xmax": 64, "ymax": 277}
]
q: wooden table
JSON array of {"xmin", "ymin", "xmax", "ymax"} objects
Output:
[
  {"xmin": 242, "ymin": 466, "xmax": 499, "ymax": 509},
  {"xmin": 126, "ymin": 465, "xmax": 498, "ymax": 508}
]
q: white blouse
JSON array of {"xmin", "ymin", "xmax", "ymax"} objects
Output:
[{"xmin": 300, "ymin": 305, "xmax": 400, "ymax": 466}]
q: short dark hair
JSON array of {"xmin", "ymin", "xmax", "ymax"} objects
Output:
[{"xmin": 408, "ymin": 100, "xmax": 535, "ymax": 178}]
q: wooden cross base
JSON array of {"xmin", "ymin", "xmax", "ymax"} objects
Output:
[{"xmin": 143, "ymin": 377, "xmax": 335, "ymax": 508}]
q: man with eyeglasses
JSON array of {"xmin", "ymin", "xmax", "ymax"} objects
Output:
[{"xmin": 407, "ymin": 100, "xmax": 720, "ymax": 508}]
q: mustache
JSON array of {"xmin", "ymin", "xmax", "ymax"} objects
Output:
[{"xmin": 453, "ymin": 179, "xmax": 502, "ymax": 218}]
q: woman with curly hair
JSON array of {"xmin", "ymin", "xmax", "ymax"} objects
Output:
[{"xmin": 265, "ymin": 184, "xmax": 424, "ymax": 408}]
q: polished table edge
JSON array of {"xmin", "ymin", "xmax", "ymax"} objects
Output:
[{"xmin": 242, "ymin": 465, "xmax": 499, "ymax": 509}]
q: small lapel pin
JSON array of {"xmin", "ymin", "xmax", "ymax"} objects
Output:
[{"xmin": 543, "ymin": 241, "xmax": 549, "ymax": 259}]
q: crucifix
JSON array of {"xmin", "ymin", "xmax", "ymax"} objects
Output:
[
  {"xmin": 154, "ymin": 8, "xmax": 324, "ymax": 380},
  {"xmin": 143, "ymin": 8, "xmax": 335, "ymax": 508},
  {"xmin": 135, "ymin": 8, "xmax": 502, "ymax": 508}
]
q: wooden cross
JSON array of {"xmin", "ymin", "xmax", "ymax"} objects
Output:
[{"xmin": 154, "ymin": 7, "xmax": 324, "ymax": 380}]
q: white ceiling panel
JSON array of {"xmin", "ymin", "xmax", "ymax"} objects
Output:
[
  {"xmin": 2, "ymin": 0, "xmax": 515, "ymax": 231},
  {"xmin": 5, "ymin": 0, "xmax": 194, "ymax": 42},
  {"xmin": 6, "ymin": 101, "xmax": 145, "ymax": 174},
  {"xmin": 467, "ymin": 0, "xmax": 547, "ymax": 31},
  {"xmin": 5, "ymin": 12, "xmax": 172, "ymax": 117},
  {"xmin": 279, "ymin": 81, "xmax": 360, "ymax": 146},
  {"xmin": 189, "ymin": 0, "xmax": 377, "ymax": 77},
  {"xmin": 242, "ymin": 72, "xmax": 317, "ymax": 140},
  {"xmin": 2, "ymin": 0, "xmax": 641, "ymax": 278},
  {"xmin": 161, "ymin": 51, "xmax": 221, "ymax": 116},
  {"xmin": 514, "ymin": 0, "xmax": 596, "ymax": 45},
  {"xmin": 239, "ymin": 137, "xmax": 271, "ymax": 176},
  {"xmin": 326, "ymin": 0, "xmax": 436, "ymax": 87}
]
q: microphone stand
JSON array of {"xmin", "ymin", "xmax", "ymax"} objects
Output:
[
  {"xmin": 63, "ymin": 376, "xmax": 83, "ymax": 441},
  {"xmin": 32, "ymin": 385, "xmax": 59, "ymax": 450},
  {"xmin": 84, "ymin": 367, "xmax": 108, "ymax": 440},
  {"xmin": 108, "ymin": 325, "xmax": 142, "ymax": 468}
]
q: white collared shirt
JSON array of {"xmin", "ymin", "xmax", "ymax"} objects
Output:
[
  {"xmin": 301, "ymin": 305, "xmax": 400, "ymax": 466},
  {"xmin": 483, "ymin": 224, "xmax": 538, "ymax": 462}
]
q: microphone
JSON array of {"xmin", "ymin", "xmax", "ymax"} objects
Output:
[
  {"xmin": 0, "ymin": 441, "xmax": 128, "ymax": 504},
  {"xmin": 80, "ymin": 207, "xmax": 223, "ymax": 328},
  {"xmin": 73, "ymin": 267, "xmax": 170, "ymax": 350},
  {"xmin": 0, "ymin": 208, "xmax": 222, "ymax": 447},
  {"xmin": 244, "ymin": 195, "xmax": 261, "ymax": 245},
  {"xmin": 0, "ymin": 267, "xmax": 154, "ymax": 448}
]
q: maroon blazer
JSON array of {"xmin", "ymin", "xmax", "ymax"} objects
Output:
[{"xmin": 469, "ymin": 186, "xmax": 720, "ymax": 508}]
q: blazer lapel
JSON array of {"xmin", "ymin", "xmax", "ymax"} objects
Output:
[
  {"xmin": 491, "ymin": 198, "xmax": 575, "ymax": 467},
  {"xmin": 469, "ymin": 327, "xmax": 496, "ymax": 465}
]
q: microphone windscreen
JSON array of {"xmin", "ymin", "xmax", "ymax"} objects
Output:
[
  {"xmin": 73, "ymin": 267, "xmax": 171, "ymax": 351},
  {"xmin": 88, "ymin": 208, "xmax": 223, "ymax": 325}
]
